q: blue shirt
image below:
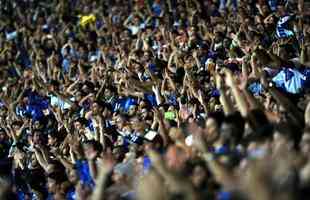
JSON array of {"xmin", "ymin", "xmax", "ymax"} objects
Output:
[
  {"xmin": 272, "ymin": 68, "xmax": 307, "ymax": 94},
  {"xmin": 75, "ymin": 160, "xmax": 95, "ymax": 188}
]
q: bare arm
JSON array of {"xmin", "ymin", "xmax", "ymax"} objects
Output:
[
  {"xmin": 305, "ymin": 101, "xmax": 310, "ymax": 127},
  {"xmin": 215, "ymin": 74, "xmax": 235, "ymax": 115},
  {"xmin": 34, "ymin": 147, "xmax": 49, "ymax": 172},
  {"xmin": 225, "ymin": 69, "xmax": 249, "ymax": 117}
]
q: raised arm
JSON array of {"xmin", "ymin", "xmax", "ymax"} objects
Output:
[
  {"xmin": 224, "ymin": 69, "xmax": 249, "ymax": 117},
  {"xmin": 215, "ymin": 73, "xmax": 235, "ymax": 115}
]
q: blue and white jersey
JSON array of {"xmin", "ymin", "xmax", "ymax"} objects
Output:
[{"xmin": 276, "ymin": 15, "xmax": 294, "ymax": 38}]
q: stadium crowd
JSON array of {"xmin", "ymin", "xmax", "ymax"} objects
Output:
[{"xmin": 1, "ymin": 0, "xmax": 310, "ymax": 199}]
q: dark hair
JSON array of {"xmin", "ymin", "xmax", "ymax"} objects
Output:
[
  {"xmin": 246, "ymin": 109, "xmax": 270, "ymax": 132},
  {"xmin": 207, "ymin": 111, "xmax": 225, "ymax": 127},
  {"xmin": 83, "ymin": 140, "xmax": 103, "ymax": 154},
  {"xmin": 47, "ymin": 160, "xmax": 68, "ymax": 184},
  {"xmin": 47, "ymin": 129, "xmax": 59, "ymax": 139},
  {"xmin": 222, "ymin": 112, "xmax": 245, "ymax": 145},
  {"xmin": 274, "ymin": 123, "xmax": 302, "ymax": 150},
  {"xmin": 74, "ymin": 117, "xmax": 88, "ymax": 126}
]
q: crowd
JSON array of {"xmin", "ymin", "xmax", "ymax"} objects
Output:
[{"xmin": 0, "ymin": 0, "xmax": 310, "ymax": 199}]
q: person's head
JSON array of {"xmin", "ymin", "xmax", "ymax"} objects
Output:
[
  {"xmin": 33, "ymin": 129, "xmax": 45, "ymax": 145},
  {"xmin": 75, "ymin": 91, "xmax": 83, "ymax": 102},
  {"xmin": 0, "ymin": 181, "xmax": 18, "ymax": 200},
  {"xmin": 140, "ymin": 108, "xmax": 149, "ymax": 120},
  {"xmin": 189, "ymin": 160, "xmax": 209, "ymax": 188},
  {"xmin": 102, "ymin": 103, "xmax": 113, "ymax": 118},
  {"xmin": 113, "ymin": 114, "xmax": 127, "ymax": 130},
  {"xmin": 67, "ymin": 169, "xmax": 79, "ymax": 184},
  {"xmin": 48, "ymin": 131, "xmax": 59, "ymax": 147},
  {"xmin": 83, "ymin": 140, "xmax": 103, "ymax": 160},
  {"xmin": 204, "ymin": 112, "xmax": 224, "ymax": 142},
  {"xmin": 142, "ymin": 51, "xmax": 151, "ymax": 63},
  {"xmin": 91, "ymin": 101, "xmax": 103, "ymax": 115},
  {"xmin": 220, "ymin": 113, "xmax": 245, "ymax": 146},
  {"xmin": 130, "ymin": 116, "xmax": 145, "ymax": 133},
  {"xmin": 132, "ymin": 16, "xmax": 141, "ymax": 26},
  {"xmin": 165, "ymin": 145, "xmax": 188, "ymax": 171},
  {"xmin": 33, "ymin": 120, "xmax": 43, "ymax": 130},
  {"xmin": 47, "ymin": 161, "xmax": 67, "ymax": 193},
  {"xmin": 29, "ymin": 152, "xmax": 39, "ymax": 169},
  {"xmin": 277, "ymin": 5, "xmax": 286, "ymax": 17},
  {"xmin": 74, "ymin": 118, "xmax": 87, "ymax": 130},
  {"xmin": 47, "ymin": 177, "xmax": 58, "ymax": 194},
  {"xmin": 112, "ymin": 146, "xmax": 126, "ymax": 163},
  {"xmin": 128, "ymin": 105, "xmax": 137, "ymax": 116},
  {"xmin": 273, "ymin": 123, "xmax": 297, "ymax": 152},
  {"xmin": 12, "ymin": 121, "xmax": 22, "ymax": 131},
  {"xmin": 261, "ymin": 4, "xmax": 270, "ymax": 16},
  {"xmin": 112, "ymin": 162, "xmax": 134, "ymax": 184},
  {"xmin": 0, "ymin": 128, "xmax": 6, "ymax": 142}
]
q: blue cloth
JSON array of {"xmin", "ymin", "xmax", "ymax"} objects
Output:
[
  {"xmin": 75, "ymin": 160, "xmax": 95, "ymax": 188},
  {"xmin": 207, "ymin": 51, "xmax": 218, "ymax": 60},
  {"xmin": 143, "ymin": 156, "xmax": 152, "ymax": 173},
  {"xmin": 121, "ymin": 98, "xmax": 137, "ymax": 112},
  {"xmin": 87, "ymin": 119, "xmax": 95, "ymax": 132},
  {"xmin": 6, "ymin": 31, "xmax": 17, "ymax": 40},
  {"xmin": 124, "ymin": 133, "xmax": 144, "ymax": 145},
  {"xmin": 211, "ymin": 89, "xmax": 220, "ymax": 97},
  {"xmin": 214, "ymin": 145, "xmax": 230, "ymax": 155},
  {"xmin": 301, "ymin": 68, "xmax": 310, "ymax": 88},
  {"xmin": 248, "ymin": 82, "xmax": 263, "ymax": 95},
  {"xmin": 8, "ymin": 67, "xmax": 19, "ymax": 77},
  {"xmin": 272, "ymin": 68, "xmax": 307, "ymax": 94},
  {"xmin": 152, "ymin": 3, "xmax": 162, "ymax": 17},
  {"xmin": 218, "ymin": 191, "xmax": 231, "ymax": 200},
  {"xmin": 219, "ymin": 0, "xmax": 237, "ymax": 11},
  {"xmin": 166, "ymin": 93, "xmax": 177, "ymax": 106},
  {"xmin": 16, "ymin": 91, "xmax": 49, "ymax": 121},
  {"xmin": 144, "ymin": 93, "xmax": 157, "ymax": 107},
  {"xmin": 62, "ymin": 58, "xmax": 70, "ymax": 74},
  {"xmin": 66, "ymin": 187, "xmax": 76, "ymax": 200},
  {"xmin": 268, "ymin": 0, "xmax": 278, "ymax": 11},
  {"xmin": 148, "ymin": 63, "xmax": 158, "ymax": 74},
  {"xmin": 276, "ymin": 15, "xmax": 294, "ymax": 38}
]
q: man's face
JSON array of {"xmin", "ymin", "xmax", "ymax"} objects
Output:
[
  {"xmin": 48, "ymin": 135, "xmax": 57, "ymax": 146},
  {"xmin": 128, "ymin": 105, "xmax": 136, "ymax": 116},
  {"xmin": 13, "ymin": 124, "xmax": 21, "ymax": 131},
  {"xmin": 34, "ymin": 121, "xmax": 41, "ymax": 129},
  {"xmin": 33, "ymin": 131, "xmax": 41, "ymax": 144},
  {"xmin": 142, "ymin": 52, "xmax": 150, "ymax": 63},
  {"xmin": 30, "ymin": 153, "xmax": 39, "ymax": 169},
  {"xmin": 74, "ymin": 121, "xmax": 82, "ymax": 130},
  {"xmin": 205, "ymin": 118, "xmax": 219, "ymax": 140},
  {"xmin": 141, "ymin": 109, "xmax": 148, "ymax": 119},
  {"xmin": 92, "ymin": 102, "xmax": 100, "ymax": 114}
]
